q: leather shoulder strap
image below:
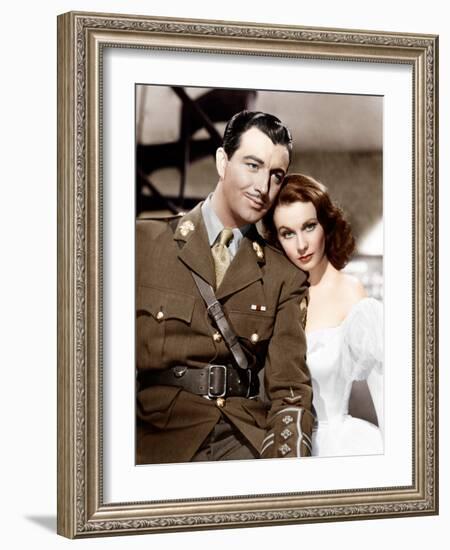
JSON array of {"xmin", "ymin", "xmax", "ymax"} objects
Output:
[
  {"xmin": 191, "ymin": 272, "xmax": 249, "ymax": 370},
  {"xmin": 169, "ymin": 218, "xmax": 249, "ymax": 371}
]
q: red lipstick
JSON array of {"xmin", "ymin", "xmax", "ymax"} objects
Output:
[{"xmin": 298, "ymin": 253, "xmax": 313, "ymax": 262}]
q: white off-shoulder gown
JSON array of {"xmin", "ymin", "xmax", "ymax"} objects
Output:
[{"xmin": 306, "ymin": 297, "xmax": 383, "ymax": 457}]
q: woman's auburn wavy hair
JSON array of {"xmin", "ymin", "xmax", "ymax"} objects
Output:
[{"xmin": 263, "ymin": 173, "xmax": 355, "ymax": 270}]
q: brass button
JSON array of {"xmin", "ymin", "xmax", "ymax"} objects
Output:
[
  {"xmin": 250, "ymin": 332, "xmax": 259, "ymax": 344},
  {"xmin": 156, "ymin": 311, "xmax": 164, "ymax": 321},
  {"xmin": 216, "ymin": 397, "xmax": 226, "ymax": 408},
  {"xmin": 213, "ymin": 331, "xmax": 222, "ymax": 343}
]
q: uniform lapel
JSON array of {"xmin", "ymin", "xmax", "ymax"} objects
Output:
[
  {"xmin": 216, "ymin": 227, "xmax": 265, "ymax": 300},
  {"xmin": 174, "ymin": 203, "xmax": 216, "ymax": 286}
]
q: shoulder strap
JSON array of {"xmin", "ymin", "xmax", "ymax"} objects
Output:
[
  {"xmin": 169, "ymin": 218, "xmax": 249, "ymax": 371},
  {"xmin": 191, "ymin": 272, "xmax": 249, "ymax": 370}
]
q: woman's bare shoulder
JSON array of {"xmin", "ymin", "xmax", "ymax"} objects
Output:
[
  {"xmin": 336, "ymin": 272, "xmax": 367, "ymax": 307},
  {"xmin": 306, "ymin": 271, "xmax": 368, "ymax": 331}
]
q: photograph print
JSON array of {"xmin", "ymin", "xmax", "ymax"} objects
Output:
[{"xmin": 134, "ymin": 84, "xmax": 384, "ymax": 465}]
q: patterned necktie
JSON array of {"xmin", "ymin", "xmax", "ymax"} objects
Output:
[{"xmin": 211, "ymin": 228, "xmax": 234, "ymax": 288}]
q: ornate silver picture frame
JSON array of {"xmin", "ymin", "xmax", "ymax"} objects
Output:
[{"xmin": 57, "ymin": 11, "xmax": 438, "ymax": 538}]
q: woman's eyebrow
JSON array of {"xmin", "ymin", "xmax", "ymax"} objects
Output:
[
  {"xmin": 301, "ymin": 218, "xmax": 318, "ymax": 228},
  {"xmin": 277, "ymin": 218, "xmax": 318, "ymax": 232}
]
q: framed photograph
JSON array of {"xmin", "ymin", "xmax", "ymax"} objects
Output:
[{"xmin": 57, "ymin": 11, "xmax": 438, "ymax": 538}]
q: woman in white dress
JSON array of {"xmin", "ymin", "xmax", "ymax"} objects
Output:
[{"xmin": 264, "ymin": 174, "xmax": 383, "ymax": 458}]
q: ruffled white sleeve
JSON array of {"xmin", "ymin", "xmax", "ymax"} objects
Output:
[
  {"xmin": 342, "ymin": 298, "xmax": 384, "ymax": 431},
  {"xmin": 342, "ymin": 298, "xmax": 384, "ymax": 382}
]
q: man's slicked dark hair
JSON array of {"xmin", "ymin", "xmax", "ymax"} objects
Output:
[{"xmin": 222, "ymin": 110, "xmax": 293, "ymax": 162}]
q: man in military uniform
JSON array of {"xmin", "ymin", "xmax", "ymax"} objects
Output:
[{"xmin": 136, "ymin": 111, "xmax": 314, "ymax": 463}]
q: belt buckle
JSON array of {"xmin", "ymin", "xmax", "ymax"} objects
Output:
[{"xmin": 207, "ymin": 364, "xmax": 227, "ymax": 398}]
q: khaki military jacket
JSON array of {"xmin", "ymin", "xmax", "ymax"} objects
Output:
[{"xmin": 136, "ymin": 203, "xmax": 313, "ymax": 464}]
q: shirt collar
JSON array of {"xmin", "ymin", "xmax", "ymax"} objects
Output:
[{"xmin": 201, "ymin": 194, "xmax": 251, "ymax": 248}]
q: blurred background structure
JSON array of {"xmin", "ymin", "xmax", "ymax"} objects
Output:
[{"xmin": 136, "ymin": 85, "xmax": 383, "ymax": 299}]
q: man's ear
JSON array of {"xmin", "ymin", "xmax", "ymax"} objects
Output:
[{"xmin": 216, "ymin": 147, "xmax": 228, "ymax": 179}]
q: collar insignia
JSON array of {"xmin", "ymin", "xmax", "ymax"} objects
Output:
[
  {"xmin": 179, "ymin": 220, "xmax": 195, "ymax": 237},
  {"xmin": 252, "ymin": 241, "xmax": 264, "ymax": 261},
  {"xmin": 299, "ymin": 296, "xmax": 308, "ymax": 329}
]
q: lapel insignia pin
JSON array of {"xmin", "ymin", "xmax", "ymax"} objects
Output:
[
  {"xmin": 299, "ymin": 296, "xmax": 308, "ymax": 313},
  {"xmin": 251, "ymin": 304, "xmax": 267, "ymax": 312},
  {"xmin": 179, "ymin": 220, "xmax": 195, "ymax": 237},
  {"xmin": 252, "ymin": 241, "xmax": 264, "ymax": 260},
  {"xmin": 299, "ymin": 296, "xmax": 308, "ymax": 329}
]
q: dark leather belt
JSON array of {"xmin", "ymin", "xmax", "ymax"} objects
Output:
[{"xmin": 138, "ymin": 364, "xmax": 259, "ymax": 399}]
